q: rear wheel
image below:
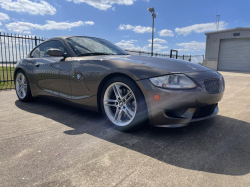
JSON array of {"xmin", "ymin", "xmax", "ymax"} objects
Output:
[
  {"xmin": 101, "ymin": 76, "xmax": 148, "ymax": 131},
  {"xmin": 15, "ymin": 70, "xmax": 34, "ymax": 102}
]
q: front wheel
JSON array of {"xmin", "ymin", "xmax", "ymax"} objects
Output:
[
  {"xmin": 15, "ymin": 70, "xmax": 34, "ymax": 102},
  {"xmin": 101, "ymin": 76, "xmax": 148, "ymax": 131}
]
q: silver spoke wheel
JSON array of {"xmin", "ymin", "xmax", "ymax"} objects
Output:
[
  {"xmin": 104, "ymin": 82, "xmax": 137, "ymax": 126},
  {"xmin": 16, "ymin": 73, "xmax": 27, "ymax": 99}
]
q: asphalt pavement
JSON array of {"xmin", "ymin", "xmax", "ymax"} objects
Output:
[{"xmin": 1, "ymin": 71, "xmax": 250, "ymax": 187}]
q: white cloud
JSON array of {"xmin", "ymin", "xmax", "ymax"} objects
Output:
[
  {"xmin": 84, "ymin": 21, "xmax": 94, "ymax": 25},
  {"xmin": 158, "ymin": 29, "xmax": 174, "ymax": 37},
  {"xmin": 119, "ymin": 24, "xmax": 133, "ymax": 30},
  {"xmin": 148, "ymin": 38, "xmax": 167, "ymax": 44},
  {"xmin": 116, "ymin": 39, "xmax": 148, "ymax": 51},
  {"xmin": 112, "ymin": 7, "xmax": 115, "ymax": 11},
  {"xmin": 116, "ymin": 39, "xmax": 168, "ymax": 53},
  {"xmin": 0, "ymin": 12, "xmax": 9, "ymax": 26},
  {"xmin": 119, "ymin": 24, "xmax": 153, "ymax": 34},
  {"xmin": 175, "ymin": 41, "xmax": 205, "ymax": 51},
  {"xmin": 0, "ymin": 0, "xmax": 56, "ymax": 15},
  {"xmin": 115, "ymin": 39, "xmax": 137, "ymax": 48},
  {"xmin": 6, "ymin": 20, "xmax": 93, "ymax": 34},
  {"xmin": 67, "ymin": 0, "xmax": 136, "ymax": 11},
  {"xmin": 175, "ymin": 21, "xmax": 228, "ymax": 36},
  {"xmin": 0, "ymin": 12, "xmax": 9, "ymax": 21},
  {"xmin": 148, "ymin": 43, "xmax": 168, "ymax": 51}
]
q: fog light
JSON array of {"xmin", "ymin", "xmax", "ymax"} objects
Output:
[{"xmin": 153, "ymin": 94, "xmax": 160, "ymax": 101}]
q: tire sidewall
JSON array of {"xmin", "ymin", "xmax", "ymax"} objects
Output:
[
  {"xmin": 100, "ymin": 76, "xmax": 148, "ymax": 131},
  {"xmin": 15, "ymin": 70, "xmax": 32, "ymax": 102}
]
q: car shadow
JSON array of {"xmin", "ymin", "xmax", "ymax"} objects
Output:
[{"xmin": 15, "ymin": 98, "xmax": 250, "ymax": 176}]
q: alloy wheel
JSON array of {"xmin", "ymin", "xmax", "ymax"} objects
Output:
[
  {"xmin": 103, "ymin": 82, "xmax": 137, "ymax": 126},
  {"xmin": 16, "ymin": 72, "xmax": 27, "ymax": 99}
]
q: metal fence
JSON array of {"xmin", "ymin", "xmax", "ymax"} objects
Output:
[
  {"xmin": 0, "ymin": 32, "xmax": 47, "ymax": 90},
  {"xmin": 124, "ymin": 49, "xmax": 205, "ymax": 64},
  {"xmin": 0, "ymin": 32, "xmax": 204, "ymax": 90}
]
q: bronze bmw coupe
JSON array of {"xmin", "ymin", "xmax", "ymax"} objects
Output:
[{"xmin": 14, "ymin": 36, "xmax": 225, "ymax": 131}]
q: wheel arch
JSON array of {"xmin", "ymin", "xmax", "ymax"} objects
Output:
[
  {"xmin": 14, "ymin": 67, "xmax": 29, "ymax": 79},
  {"xmin": 14, "ymin": 68, "xmax": 21, "ymax": 79},
  {"xmin": 97, "ymin": 73, "xmax": 146, "ymax": 113},
  {"xmin": 14, "ymin": 67, "xmax": 26, "ymax": 80}
]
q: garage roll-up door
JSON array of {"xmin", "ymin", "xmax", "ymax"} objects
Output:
[{"xmin": 218, "ymin": 38, "xmax": 250, "ymax": 71}]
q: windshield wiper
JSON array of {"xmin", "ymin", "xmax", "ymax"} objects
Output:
[{"xmin": 77, "ymin": 53, "xmax": 116, "ymax": 56}]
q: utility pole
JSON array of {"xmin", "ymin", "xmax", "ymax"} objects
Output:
[
  {"xmin": 216, "ymin": 6, "xmax": 220, "ymax": 31},
  {"xmin": 148, "ymin": 7, "xmax": 156, "ymax": 56}
]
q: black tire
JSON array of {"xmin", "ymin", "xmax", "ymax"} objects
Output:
[
  {"xmin": 15, "ymin": 70, "xmax": 34, "ymax": 102},
  {"xmin": 100, "ymin": 76, "xmax": 148, "ymax": 131}
]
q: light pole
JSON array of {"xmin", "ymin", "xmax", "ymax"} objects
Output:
[{"xmin": 148, "ymin": 7, "xmax": 156, "ymax": 57}]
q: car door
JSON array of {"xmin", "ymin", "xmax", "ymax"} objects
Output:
[
  {"xmin": 31, "ymin": 40, "xmax": 72, "ymax": 99},
  {"xmin": 67, "ymin": 37, "xmax": 103, "ymax": 100},
  {"xmin": 69, "ymin": 59, "xmax": 97, "ymax": 100}
]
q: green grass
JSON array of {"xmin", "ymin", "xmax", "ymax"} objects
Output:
[
  {"xmin": 0, "ymin": 66, "xmax": 15, "ymax": 90},
  {"xmin": 0, "ymin": 81, "xmax": 15, "ymax": 90}
]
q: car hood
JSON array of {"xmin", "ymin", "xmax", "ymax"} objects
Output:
[{"xmin": 100, "ymin": 55, "xmax": 209, "ymax": 73}]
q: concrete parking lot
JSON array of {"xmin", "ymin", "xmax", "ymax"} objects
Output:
[{"xmin": 1, "ymin": 71, "xmax": 250, "ymax": 187}]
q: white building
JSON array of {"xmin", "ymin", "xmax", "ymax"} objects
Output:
[{"xmin": 203, "ymin": 27, "xmax": 250, "ymax": 71}]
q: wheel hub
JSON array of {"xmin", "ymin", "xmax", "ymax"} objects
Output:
[{"xmin": 103, "ymin": 82, "xmax": 137, "ymax": 126}]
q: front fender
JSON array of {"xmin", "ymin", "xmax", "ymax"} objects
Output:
[{"xmin": 111, "ymin": 68, "xmax": 140, "ymax": 81}]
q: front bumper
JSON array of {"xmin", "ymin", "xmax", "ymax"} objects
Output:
[
  {"xmin": 153, "ymin": 105, "xmax": 219, "ymax": 128},
  {"xmin": 136, "ymin": 70, "xmax": 224, "ymax": 127}
]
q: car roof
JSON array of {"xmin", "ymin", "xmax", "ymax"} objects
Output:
[{"xmin": 47, "ymin": 36, "xmax": 107, "ymax": 41}]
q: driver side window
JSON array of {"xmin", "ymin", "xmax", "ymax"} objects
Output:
[{"xmin": 31, "ymin": 40, "xmax": 68, "ymax": 58}]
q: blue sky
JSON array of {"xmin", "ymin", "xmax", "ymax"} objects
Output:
[{"xmin": 0, "ymin": 0, "xmax": 249, "ymax": 55}]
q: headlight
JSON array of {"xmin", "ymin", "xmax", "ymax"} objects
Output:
[{"xmin": 149, "ymin": 74, "xmax": 196, "ymax": 89}]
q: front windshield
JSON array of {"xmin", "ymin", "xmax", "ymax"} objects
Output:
[{"xmin": 66, "ymin": 37, "xmax": 128, "ymax": 56}]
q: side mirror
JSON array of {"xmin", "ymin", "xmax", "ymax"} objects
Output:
[{"xmin": 46, "ymin": 48, "xmax": 65, "ymax": 57}]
